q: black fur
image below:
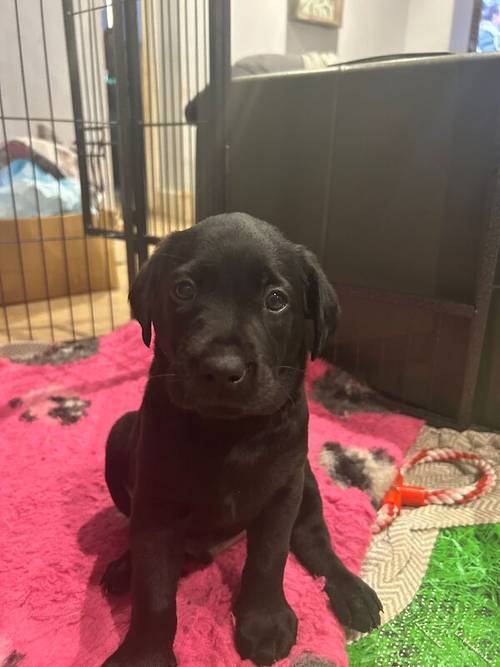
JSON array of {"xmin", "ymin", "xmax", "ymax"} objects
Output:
[
  {"xmin": 101, "ymin": 213, "xmax": 381, "ymax": 667},
  {"xmin": 313, "ymin": 369, "xmax": 386, "ymax": 415}
]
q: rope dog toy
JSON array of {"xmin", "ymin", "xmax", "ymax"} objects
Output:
[{"xmin": 373, "ymin": 448, "xmax": 496, "ymax": 533}]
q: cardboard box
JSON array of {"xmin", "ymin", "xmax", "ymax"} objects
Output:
[{"xmin": 0, "ymin": 211, "xmax": 119, "ymax": 305}]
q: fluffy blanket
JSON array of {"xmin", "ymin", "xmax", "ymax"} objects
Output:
[{"xmin": 0, "ymin": 323, "xmax": 422, "ymax": 667}]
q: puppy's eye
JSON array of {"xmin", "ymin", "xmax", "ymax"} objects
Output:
[
  {"xmin": 265, "ymin": 289, "xmax": 288, "ymax": 312},
  {"xmin": 173, "ymin": 279, "xmax": 196, "ymax": 302}
]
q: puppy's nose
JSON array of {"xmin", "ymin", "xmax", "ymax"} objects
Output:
[{"xmin": 199, "ymin": 355, "xmax": 247, "ymax": 387}]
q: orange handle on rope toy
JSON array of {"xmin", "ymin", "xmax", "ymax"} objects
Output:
[{"xmin": 380, "ymin": 472, "xmax": 428, "ymax": 509}]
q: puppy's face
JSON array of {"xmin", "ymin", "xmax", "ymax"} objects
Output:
[{"xmin": 130, "ymin": 213, "xmax": 339, "ymax": 419}]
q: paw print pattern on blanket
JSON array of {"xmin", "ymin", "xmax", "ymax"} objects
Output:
[{"xmin": 7, "ymin": 391, "xmax": 91, "ymax": 425}]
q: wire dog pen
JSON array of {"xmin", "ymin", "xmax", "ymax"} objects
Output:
[{"xmin": 0, "ymin": 0, "xmax": 229, "ymax": 344}]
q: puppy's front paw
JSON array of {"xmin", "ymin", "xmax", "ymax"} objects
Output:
[
  {"xmin": 102, "ymin": 644, "xmax": 176, "ymax": 667},
  {"xmin": 235, "ymin": 603, "xmax": 298, "ymax": 666},
  {"xmin": 326, "ymin": 572, "xmax": 383, "ymax": 633}
]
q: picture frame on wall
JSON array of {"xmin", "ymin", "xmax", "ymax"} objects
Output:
[{"xmin": 294, "ymin": 0, "xmax": 344, "ymax": 28}]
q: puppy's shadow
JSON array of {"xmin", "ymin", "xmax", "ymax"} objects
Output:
[
  {"xmin": 71, "ymin": 506, "xmax": 130, "ymax": 666},
  {"xmin": 77, "ymin": 505, "xmax": 127, "ymax": 557}
]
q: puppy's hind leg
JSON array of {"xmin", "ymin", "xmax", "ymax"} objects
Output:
[
  {"xmin": 291, "ymin": 461, "xmax": 383, "ymax": 633},
  {"xmin": 105, "ymin": 411, "xmax": 138, "ymax": 517},
  {"xmin": 102, "ymin": 411, "xmax": 137, "ymax": 596}
]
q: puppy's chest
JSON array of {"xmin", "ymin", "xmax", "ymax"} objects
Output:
[
  {"xmin": 172, "ymin": 444, "xmax": 290, "ymax": 528},
  {"xmin": 156, "ymin": 412, "xmax": 307, "ymax": 528}
]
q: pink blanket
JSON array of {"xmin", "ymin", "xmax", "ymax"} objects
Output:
[{"xmin": 0, "ymin": 323, "xmax": 422, "ymax": 667}]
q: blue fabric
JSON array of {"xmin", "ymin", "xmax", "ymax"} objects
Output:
[{"xmin": 0, "ymin": 159, "xmax": 82, "ymax": 219}]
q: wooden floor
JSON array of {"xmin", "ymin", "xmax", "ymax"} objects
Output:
[{"xmin": 0, "ymin": 240, "xmax": 130, "ymax": 344}]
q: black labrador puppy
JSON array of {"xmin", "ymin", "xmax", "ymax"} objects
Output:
[{"xmin": 102, "ymin": 213, "xmax": 382, "ymax": 666}]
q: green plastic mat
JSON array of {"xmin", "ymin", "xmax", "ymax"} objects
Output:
[{"xmin": 348, "ymin": 524, "xmax": 500, "ymax": 667}]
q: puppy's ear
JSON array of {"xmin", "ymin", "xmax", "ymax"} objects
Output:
[
  {"xmin": 129, "ymin": 233, "xmax": 183, "ymax": 347},
  {"xmin": 129, "ymin": 257, "xmax": 156, "ymax": 347},
  {"xmin": 298, "ymin": 247, "xmax": 340, "ymax": 360}
]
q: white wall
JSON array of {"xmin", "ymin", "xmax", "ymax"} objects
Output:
[
  {"xmin": 336, "ymin": 0, "xmax": 410, "ymax": 61},
  {"xmin": 405, "ymin": 0, "xmax": 456, "ymax": 52},
  {"xmin": 231, "ymin": 0, "xmax": 474, "ymax": 65},
  {"xmin": 233, "ymin": 0, "xmax": 411, "ymax": 64},
  {"xmin": 0, "ymin": 0, "xmax": 75, "ymax": 146},
  {"xmin": 405, "ymin": 0, "xmax": 473, "ymax": 53},
  {"xmin": 287, "ymin": 11, "xmax": 339, "ymax": 55},
  {"xmin": 231, "ymin": 0, "xmax": 288, "ymax": 63},
  {"xmin": 450, "ymin": 0, "xmax": 475, "ymax": 52}
]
